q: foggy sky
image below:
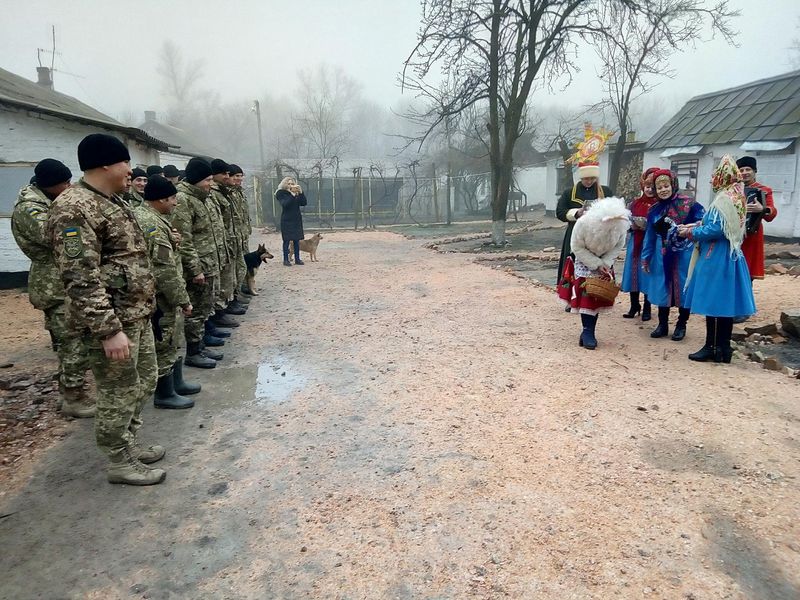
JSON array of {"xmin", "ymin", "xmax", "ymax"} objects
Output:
[{"xmin": 0, "ymin": 0, "xmax": 798, "ymax": 127}]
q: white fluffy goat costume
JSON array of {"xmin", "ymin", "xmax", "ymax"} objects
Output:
[{"xmin": 570, "ymin": 197, "xmax": 631, "ymax": 273}]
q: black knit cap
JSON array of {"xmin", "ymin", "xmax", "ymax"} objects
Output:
[
  {"xmin": 185, "ymin": 157, "xmax": 213, "ymax": 185},
  {"xmin": 34, "ymin": 158, "xmax": 72, "ymax": 188},
  {"xmin": 228, "ymin": 163, "xmax": 244, "ymax": 175},
  {"xmin": 131, "ymin": 167, "xmax": 147, "ymax": 179},
  {"xmin": 144, "ymin": 175, "xmax": 178, "ymax": 201},
  {"xmin": 77, "ymin": 133, "xmax": 130, "ymax": 171},
  {"xmin": 211, "ymin": 158, "xmax": 230, "ymax": 175},
  {"xmin": 147, "ymin": 165, "xmax": 164, "ymax": 177},
  {"xmin": 163, "ymin": 164, "xmax": 180, "ymax": 178},
  {"xmin": 736, "ymin": 156, "xmax": 757, "ymax": 172}
]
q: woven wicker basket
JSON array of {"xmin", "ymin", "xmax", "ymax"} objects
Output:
[{"xmin": 584, "ymin": 277, "xmax": 621, "ymax": 303}]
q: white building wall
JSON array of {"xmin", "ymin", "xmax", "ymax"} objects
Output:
[{"xmin": 514, "ymin": 166, "xmax": 548, "ymax": 209}]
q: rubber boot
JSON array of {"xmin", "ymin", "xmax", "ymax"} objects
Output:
[
  {"xmin": 154, "ymin": 373, "xmax": 194, "ymax": 409},
  {"xmin": 671, "ymin": 307, "xmax": 690, "ymax": 341},
  {"xmin": 200, "ymin": 343, "xmax": 223, "ymax": 361},
  {"xmin": 132, "ymin": 443, "xmax": 166, "ymax": 464},
  {"xmin": 205, "ymin": 320, "xmax": 231, "ymax": 339},
  {"xmin": 185, "ymin": 341, "xmax": 216, "ymax": 369},
  {"xmin": 224, "ymin": 302, "xmax": 246, "ymax": 316},
  {"xmin": 623, "ymin": 292, "xmax": 641, "ymax": 318},
  {"xmin": 689, "ymin": 317, "xmax": 717, "ymax": 362},
  {"xmin": 211, "ymin": 310, "xmax": 240, "ymax": 328},
  {"xmin": 107, "ymin": 446, "xmax": 166, "ymax": 485},
  {"xmin": 203, "ymin": 333, "xmax": 225, "ymax": 347},
  {"xmin": 651, "ymin": 307, "xmax": 670, "ymax": 338},
  {"xmin": 60, "ymin": 386, "xmax": 96, "ymax": 418},
  {"xmin": 642, "ymin": 297, "xmax": 652, "ymax": 322},
  {"xmin": 234, "ymin": 294, "xmax": 251, "ymax": 305},
  {"xmin": 715, "ymin": 317, "xmax": 734, "ymax": 363},
  {"xmin": 173, "ymin": 359, "xmax": 201, "ymax": 395},
  {"xmin": 579, "ymin": 313, "xmax": 598, "ymax": 350}
]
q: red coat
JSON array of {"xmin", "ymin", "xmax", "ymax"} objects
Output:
[{"xmin": 741, "ymin": 181, "xmax": 777, "ymax": 279}]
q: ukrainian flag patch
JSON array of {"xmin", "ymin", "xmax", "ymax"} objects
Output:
[{"xmin": 62, "ymin": 227, "xmax": 83, "ymax": 258}]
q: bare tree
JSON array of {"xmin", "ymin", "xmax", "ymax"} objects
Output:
[
  {"xmin": 403, "ymin": 0, "xmax": 626, "ymax": 245},
  {"xmin": 596, "ymin": 0, "xmax": 738, "ymax": 190},
  {"xmin": 790, "ymin": 17, "xmax": 800, "ymax": 69},
  {"xmin": 156, "ymin": 41, "xmax": 205, "ymax": 127}
]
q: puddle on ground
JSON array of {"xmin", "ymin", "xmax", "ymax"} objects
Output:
[{"xmin": 255, "ymin": 361, "xmax": 307, "ymax": 405}]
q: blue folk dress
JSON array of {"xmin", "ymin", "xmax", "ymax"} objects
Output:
[
  {"xmin": 682, "ymin": 209, "xmax": 756, "ymax": 318},
  {"xmin": 640, "ymin": 195, "xmax": 705, "ymax": 308}
]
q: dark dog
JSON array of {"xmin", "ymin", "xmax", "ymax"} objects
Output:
[{"xmin": 243, "ymin": 243, "xmax": 274, "ymax": 295}]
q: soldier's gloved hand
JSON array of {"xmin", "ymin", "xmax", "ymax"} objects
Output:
[
  {"xmin": 182, "ymin": 304, "xmax": 193, "ymax": 316},
  {"xmin": 192, "ymin": 273, "xmax": 206, "ymax": 285},
  {"xmin": 102, "ymin": 331, "xmax": 131, "ymax": 361}
]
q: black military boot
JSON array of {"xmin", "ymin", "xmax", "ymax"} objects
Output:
[
  {"xmin": 205, "ymin": 320, "xmax": 231, "ymax": 338},
  {"xmin": 211, "ymin": 310, "xmax": 240, "ymax": 328},
  {"xmin": 200, "ymin": 343, "xmax": 223, "ymax": 361},
  {"xmin": 154, "ymin": 373, "xmax": 194, "ymax": 409},
  {"xmin": 173, "ymin": 359, "xmax": 201, "ymax": 395},
  {"xmin": 185, "ymin": 341, "xmax": 216, "ymax": 369},
  {"xmin": 224, "ymin": 302, "xmax": 246, "ymax": 315},
  {"xmin": 235, "ymin": 294, "xmax": 251, "ymax": 305},
  {"xmin": 203, "ymin": 333, "xmax": 225, "ymax": 347}
]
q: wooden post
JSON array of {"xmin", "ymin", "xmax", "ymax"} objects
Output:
[
  {"xmin": 317, "ymin": 177, "xmax": 322, "ymax": 224},
  {"xmin": 360, "ymin": 173, "xmax": 365, "ymax": 229},
  {"xmin": 253, "ymin": 175, "xmax": 263, "ymax": 226},
  {"xmin": 353, "ymin": 171, "xmax": 359, "ymax": 231},
  {"xmin": 332, "ymin": 176, "xmax": 337, "ymax": 227},
  {"xmin": 432, "ymin": 163, "xmax": 440, "ymax": 222},
  {"xmin": 368, "ymin": 174, "xmax": 373, "ymax": 228}
]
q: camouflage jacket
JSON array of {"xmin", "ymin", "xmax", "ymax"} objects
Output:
[
  {"xmin": 11, "ymin": 184, "xmax": 64, "ymax": 311},
  {"xmin": 133, "ymin": 203, "xmax": 190, "ymax": 310},
  {"xmin": 209, "ymin": 182, "xmax": 236, "ymax": 263},
  {"xmin": 123, "ymin": 190, "xmax": 145, "ymax": 208},
  {"xmin": 47, "ymin": 179, "xmax": 156, "ymax": 339},
  {"xmin": 171, "ymin": 180, "xmax": 222, "ymax": 277},
  {"xmin": 231, "ymin": 186, "xmax": 252, "ymax": 247}
]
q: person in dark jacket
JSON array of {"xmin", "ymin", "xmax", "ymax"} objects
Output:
[{"xmin": 276, "ymin": 177, "xmax": 307, "ymax": 266}]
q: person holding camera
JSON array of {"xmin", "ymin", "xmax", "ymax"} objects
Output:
[
  {"xmin": 641, "ymin": 169, "xmax": 705, "ymax": 341},
  {"xmin": 735, "ymin": 156, "xmax": 777, "ymax": 281},
  {"xmin": 276, "ymin": 177, "xmax": 307, "ymax": 266}
]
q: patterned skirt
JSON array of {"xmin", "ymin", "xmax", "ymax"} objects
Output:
[{"xmin": 557, "ymin": 256, "xmax": 616, "ymax": 315}]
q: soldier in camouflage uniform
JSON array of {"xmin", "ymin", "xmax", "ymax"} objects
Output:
[
  {"xmin": 171, "ymin": 158, "xmax": 224, "ymax": 368},
  {"xmin": 227, "ymin": 164, "xmax": 252, "ymax": 300},
  {"xmin": 123, "ymin": 167, "xmax": 147, "ymax": 208},
  {"xmin": 11, "ymin": 159, "xmax": 94, "ymax": 418},
  {"xmin": 48, "ymin": 134, "xmax": 165, "ymax": 486},
  {"xmin": 133, "ymin": 176, "xmax": 197, "ymax": 409}
]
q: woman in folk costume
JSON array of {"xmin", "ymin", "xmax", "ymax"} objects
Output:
[
  {"xmin": 620, "ymin": 167, "xmax": 659, "ymax": 320},
  {"xmin": 641, "ymin": 169, "xmax": 705, "ymax": 341},
  {"xmin": 556, "ymin": 125, "xmax": 614, "ymax": 289},
  {"xmin": 558, "ymin": 197, "xmax": 631, "ymax": 349},
  {"xmin": 679, "ymin": 155, "xmax": 756, "ymax": 363}
]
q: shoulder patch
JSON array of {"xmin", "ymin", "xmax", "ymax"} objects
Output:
[
  {"xmin": 146, "ymin": 225, "xmax": 158, "ymax": 237},
  {"xmin": 62, "ymin": 227, "xmax": 83, "ymax": 258},
  {"xmin": 27, "ymin": 207, "xmax": 42, "ymax": 216},
  {"xmin": 156, "ymin": 244, "xmax": 171, "ymax": 262}
]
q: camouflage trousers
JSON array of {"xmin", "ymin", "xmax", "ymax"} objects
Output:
[
  {"xmin": 154, "ymin": 304, "xmax": 185, "ymax": 377},
  {"xmin": 185, "ymin": 274, "xmax": 217, "ymax": 345},
  {"xmin": 216, "ymin": 260, "xmax": 235, "ymax": 310},
  {"xmin": 235, "ymin": 246, "xmax": 247, "ymax": 289},
  {"xmin": 85, "ymin": 318, "xmax": 157, "ymax": 458},
  {"xmin": 44, "ymin": 304, "xmax": 88, "ymax": 391}
]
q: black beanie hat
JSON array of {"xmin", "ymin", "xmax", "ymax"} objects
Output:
[
  {"xmin": 211, "ymin": 158, "xmax": 230, "ymax": 175},
  {"xmin": 185, "ymin": 158, "xmax": 213, "ymax": 184},
  {"xmin": 34, "ymin": 158, "xmax": 72, "ymax": 188},
  {"xmin": 77, "ymin": 133, "xmax": 130, "ymax": 171},
  {"xmin": 163, "ymin": 164, "xmax": 180, "ymax": 178},
  {"xmin": 736, "ymin": 156, "xmax": 757, "ymax": 172},
  {"xmin": 144, "ymin": 175, "xmax": 178, "ymax": 201},
  {"xmin": 131, "ymin": 167, "xmax": 147, "ymax": 179},
  {"xmin": 147, "ymin": 165, "xmax": 164, "ymax": 177},
  {"xmin": 228, "ymin": 163, "xmax": 244, "ymax": 175}
]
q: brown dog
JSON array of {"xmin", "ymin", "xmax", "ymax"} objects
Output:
[{"xmin": 289, "ymin": 233, "xmax": 323, "ymax": 262}]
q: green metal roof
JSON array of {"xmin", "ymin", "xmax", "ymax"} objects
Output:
[{"xmin": 647, "ymin": 70, "xmax": 800, "ymax": 149}]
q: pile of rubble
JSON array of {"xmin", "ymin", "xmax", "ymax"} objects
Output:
[{"xmin": 732, "ymin": 309, "xmax": 800, "ymax": 377}]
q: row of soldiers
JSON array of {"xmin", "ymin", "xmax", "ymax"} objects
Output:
[{"xmin": 11, "ymin": 133, "xmax": 255, "ymax": 486}]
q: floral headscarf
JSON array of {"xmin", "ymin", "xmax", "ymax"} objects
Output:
[
  {"xmin": 639, "ymin": 167, "xmax": 660, "ymax": 193},
  {"xmin": 709, "ymin": 155, "xmax": 746, "ymax": 252},
  {"xmin": 651, "ymin": 168, "xmax": 679, "ymax": 196}
]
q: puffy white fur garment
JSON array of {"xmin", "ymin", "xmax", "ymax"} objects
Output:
[{"xmin": 570, "ymin": 196, "xmax": 632, "ymax": 270}]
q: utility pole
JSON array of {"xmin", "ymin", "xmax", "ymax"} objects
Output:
[{"xmin": 252, "ymin": 100, "xmax": 266, "ymax": 174}]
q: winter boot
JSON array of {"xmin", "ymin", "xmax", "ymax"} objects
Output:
[
  {"xmin": 623, "ymin": 292, "xmax": 641, "ymax": 318},
  {"xmin": 131, "ymin": 442, "xmax": 166, "ymax": 464},
  {"xmin": 205, "ymin": 320, "xmax": 231, "ymax": 339},
  {"xmin": 650, "ymin": 307, "xmax": 670, "ymax": 338},
  {"xmin": 200, "ymin": 344, "xmax": 223, "ymax": 361},
  {"xmin": 579, "ymin": 313, "xmax": 598, "ymax": 350},
  {"xmin": 154, "ymin": 373, "xmax": 194, "ymax": 410},
  {"xmin": 107, "ymin": 446, "xmax": 166, "ymax": 485},
  {"xmin": 641, "ymin": 297, "xmax": 652, "ymax": 322},
  {"xmin": 671, "ymin": 307, "xmax": 690, "ymax": 341},
  {"xmin": 185, "ymin": 341, "xmax": 216, "ymax": 369},
  {"xmin": 60, "ymin": 386, "xmax": 96, "ymax": 418},
  {"xmin": 224, "ymin": 302, "xmax": 246, "ymax": 316},
  {"xmin": 689, "ymin": 317, "xmax": 717, "ymax": 362},
  {"xmin": 173, "ymin": 359, "xmax": 201, "ymax": 395},
  {"xmin": 715, "ymin": 317, "xmax": 734, "ymax": 363},
  {"xmin": 234, "ymin": 294, "xmax": 251, "ymax": 305},
  {"xmin": 211, "ymin": 310, "xmax": 239, "ymax": 328},
  {"xmin": 203, "ymin": 333, "xmax": 225, "ymax": 347}
]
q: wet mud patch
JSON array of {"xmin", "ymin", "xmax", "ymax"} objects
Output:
[{"xmin": 639, "ymin": 438, "xmax": 740, "ymax": 477}]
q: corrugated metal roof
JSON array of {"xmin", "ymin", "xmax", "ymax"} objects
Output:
[
  {"xmin": 647, "ymin": 70, "xmax": 800, "ymax": 149},
  {"xmin": 0, "ymin": 67, "xmax": 170, "ymax": 151}
]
